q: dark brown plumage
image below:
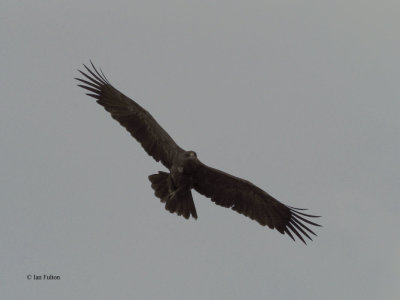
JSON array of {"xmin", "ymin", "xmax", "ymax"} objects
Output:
[{"xmin": 76, "ymin": 61, "xmax": 321, "ymax": 244}]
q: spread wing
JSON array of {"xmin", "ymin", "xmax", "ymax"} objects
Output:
[
  {"xmin": 193, "ymin": 162, "xmax": 321, "ymax": 244},
  {"xmin": 75, "ymin": 62, "xmax": 184, "ymax": 169}
]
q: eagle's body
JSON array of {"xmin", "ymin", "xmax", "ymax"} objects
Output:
[
  {"xmin": 150, "ymin": 150, "xmax": 200, "ymax": 219},
  {"xmin": 76, "ymin": 62, "xmax": 320, "ymax": 244}
]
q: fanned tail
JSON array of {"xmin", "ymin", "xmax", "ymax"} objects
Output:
[{"xmin": 148, "ymin": 172, "xmax": 197, "ymax": 219}]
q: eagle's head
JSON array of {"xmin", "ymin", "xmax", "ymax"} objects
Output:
[
  {"xmin": 187, "ymin": 151, "xmax": 197, "ymax": 158},
  {"xmin": 182, "ymin": 150, "xmax": 199, "ymax": 173}
]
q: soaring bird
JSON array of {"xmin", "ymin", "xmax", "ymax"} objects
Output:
[{"xmin": 76, "ymin": 62, "xmax": 321, "ymax": 244}]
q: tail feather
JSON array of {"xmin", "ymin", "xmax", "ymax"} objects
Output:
[
  {"xmin": 149, "ymin": 171, "xmax": 170, "ymax": 202},
  {"xmin": 148, "ymin": 172, "xmax": 197, "ymax": 219},
  {"xmin": 165, "ymin": 188, "xmax": 197, "ymax": 219}
]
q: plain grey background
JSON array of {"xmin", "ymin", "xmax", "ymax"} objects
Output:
[{"xmin": 1, "ymin": 1, "xmax": 399, "ymax": 299}]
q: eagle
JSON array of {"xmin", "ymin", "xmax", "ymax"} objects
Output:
[{"xmin": 76, "ymin": 62, "xmax": 320, "ymax": 244}]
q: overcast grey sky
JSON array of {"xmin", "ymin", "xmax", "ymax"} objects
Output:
[{"xmin": 1, "ymin": 1, "xmax": 399, "ymax": 299}]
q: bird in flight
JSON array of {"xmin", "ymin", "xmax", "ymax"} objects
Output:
[{"xmin": 76, "ymin": 62, "xmax": 321, "ymax": 244}]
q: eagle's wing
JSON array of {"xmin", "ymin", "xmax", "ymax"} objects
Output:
[
  {"xmin": 193, "ymin": 162, "xmax": 321, "ymax": 244},
  {"xmin": 76, "ymin": 62, "xmax": 184, "ymax": 169}
]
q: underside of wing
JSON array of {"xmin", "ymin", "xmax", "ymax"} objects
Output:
[
  {"xmin": 193, "ymin": 162, "xmax": 321, "ymax": 244},
  {"xmin": 75, "ymin": 62, "xmax": 184, "ymax": 169}
]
